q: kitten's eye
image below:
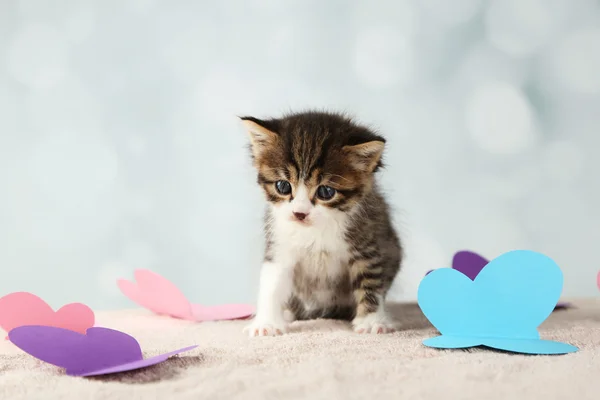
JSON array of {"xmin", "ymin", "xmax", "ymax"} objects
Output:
[
  {"xmin": 316, "ymin": 185, "xmax": 336, "ymax": 200},
  {"xmin": 275, "ymin": 180, "xmax": 292, "ymax": 195}
]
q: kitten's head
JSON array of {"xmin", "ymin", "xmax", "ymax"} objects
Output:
[{"xmin": 241, "ymin": 111, "xmax": 386, "ymax": 226}]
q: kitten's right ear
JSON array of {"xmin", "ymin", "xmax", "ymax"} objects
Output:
[
  {"xmin": 343, "ymin": 140, "xmax": 385, "ymax": 173},
  {"xmin": 239, "ymin": 116, "xmax": 279, "ymax": 160}
]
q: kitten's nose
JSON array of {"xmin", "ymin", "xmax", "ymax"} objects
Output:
[{"xmin": 293, "ymin": 212, "xmax": 308, "ymax": 221}]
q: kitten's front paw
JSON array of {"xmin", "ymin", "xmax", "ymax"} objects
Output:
[
  {"xmin": 243, "ymin": 319, "xmax": 288, "ymax": 337},
  {"xmin": 352, "ymin": 314, "xmax": 397, "ymax": 334}
]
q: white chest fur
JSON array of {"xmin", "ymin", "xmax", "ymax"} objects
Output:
[
  {"xmin": 270, "ymin": 204, "xmax": 352, "ymax": 309},
  {"xmin": 272, "ymin": 207, "xmax": 350, "ymax": 270}
]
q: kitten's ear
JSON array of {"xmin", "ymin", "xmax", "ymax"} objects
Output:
[
  {"xmin": 343, "ymin": 140, "xmax": 385, "ymax": 172},
  {"xmin": 239, "ymin": 116, "xmax": 279, "ymax": 159}
]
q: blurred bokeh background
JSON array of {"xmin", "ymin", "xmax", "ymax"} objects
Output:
[{"xmin": 0, "ymin": 0, "xmax": 598, "ymax": 310}]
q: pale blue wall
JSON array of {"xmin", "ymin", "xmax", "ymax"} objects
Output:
[{"xmin": 0, "ymin": 0, "xmax": 598, "ymax": 310}]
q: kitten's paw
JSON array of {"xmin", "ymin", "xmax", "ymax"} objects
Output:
[
  {"xmin": 243, "ymin": 320, "xmax": 288, "ymax": 337},
  {"xmin": 352, "ymin": 314, "xmax": 397, "ymax": 334}
]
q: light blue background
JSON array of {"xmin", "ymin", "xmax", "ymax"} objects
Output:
[{"xmin": 0, "ymin": 0, "xmax": 598, "ymax": 310}]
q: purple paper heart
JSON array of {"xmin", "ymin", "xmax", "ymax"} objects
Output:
[
  {"xmin": 8, "ymin": 326, "xmax": 197, "ymax": 377},
  {"xmin": 451, "ymin": 250, "xmax": 489, "ymax": 280}
]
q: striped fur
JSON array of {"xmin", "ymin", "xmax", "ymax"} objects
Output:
[{"xmin": 242, "ymin": 111, "xmax": 403, "ymax": 336}]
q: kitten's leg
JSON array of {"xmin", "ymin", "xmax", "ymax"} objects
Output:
[
  {"xmin": 350, "ymin": 261, "xmax": 397, "ymax": 334},
  {"xmin": 244, "ymin": 261, "xmax": 293, "ymax": 337}
]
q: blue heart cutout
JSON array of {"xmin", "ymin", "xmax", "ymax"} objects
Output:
[{"xmin": 417, "ymin": 249, "xmax": 578, "ymax": 354}]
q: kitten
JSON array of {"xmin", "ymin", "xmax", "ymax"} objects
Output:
[{"xmin": 241, "ymin": 111, "xmax": 403, "ymax": 336}]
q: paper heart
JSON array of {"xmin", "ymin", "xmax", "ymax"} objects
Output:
[
  {"xmin": 117, "ymin": 269, "xmax": 192, "ymax": 319},
  {"xmin": 9, "ymin": 325, "xmax": 197, "ymax": 376},
  {"xmin": 418, "ymin": 249, "xmax": 578, "ymax": 354},
  {"xmin": 117, "ymin": 269, "xmax": 255, "ymax": 322},
  {"xmin": 450, "ymin": 250, "xmax": 489, "ymax": 280},
  {"xmin": 424, "ymin": 250, "xmax": 496, "ymax": 280},
  {"xmin": 0, "ymin": 292, "xmax": 95, "ymax": 339},
  {"xmin": 426, "ymin": 250, "xmax": 570, "ymax": 310}
]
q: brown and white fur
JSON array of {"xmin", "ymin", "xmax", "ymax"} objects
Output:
[{"xmin": 241, "ymin": 111, "xmax": 403, "ymax": 336}]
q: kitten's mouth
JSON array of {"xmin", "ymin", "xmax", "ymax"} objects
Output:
[{"xmin": 290, "ymin": 217, "xmax": 310, "ymax": 225}]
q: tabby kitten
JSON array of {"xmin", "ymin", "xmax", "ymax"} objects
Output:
[{"xmin": 241, "ymin": 111, "xmax": 402, "ymax": 337}]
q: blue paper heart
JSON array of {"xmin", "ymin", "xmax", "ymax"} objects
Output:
[{"xmin": 417, "ymin": 249, "xmax": 578, "ymax": 355}]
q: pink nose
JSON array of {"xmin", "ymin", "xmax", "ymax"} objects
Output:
[{"xmin": 293, "ymin": 212, "xmax": 307, "ymax": 221}]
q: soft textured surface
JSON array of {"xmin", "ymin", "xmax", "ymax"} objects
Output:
[{"xmin": 1, "ymin": 299, "xmax": 599, "ymax": 400}]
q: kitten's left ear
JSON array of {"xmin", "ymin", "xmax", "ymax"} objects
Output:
[
  {"xmin": 343, "ymin": 140, "xmax": 385, "ymax": 173},
  {"xmin": 239, "ymin": 116, "xmax": 280, "ymax": 160}
]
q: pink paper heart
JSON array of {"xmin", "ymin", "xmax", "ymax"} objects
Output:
[
  {"xmin": 0, "ymin": 292, "xmax": 95, "ymax": 339},
  {"xmin": 117, "ymin": 270, "xmax": 193, "ymax": 320},
  {"xmin": 191, "ymin": 303, "xmax": 256, "ymax": 321},
  {"xmin": 117, "ymin": 269, "xmax": 255, "ymax": 322}
]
